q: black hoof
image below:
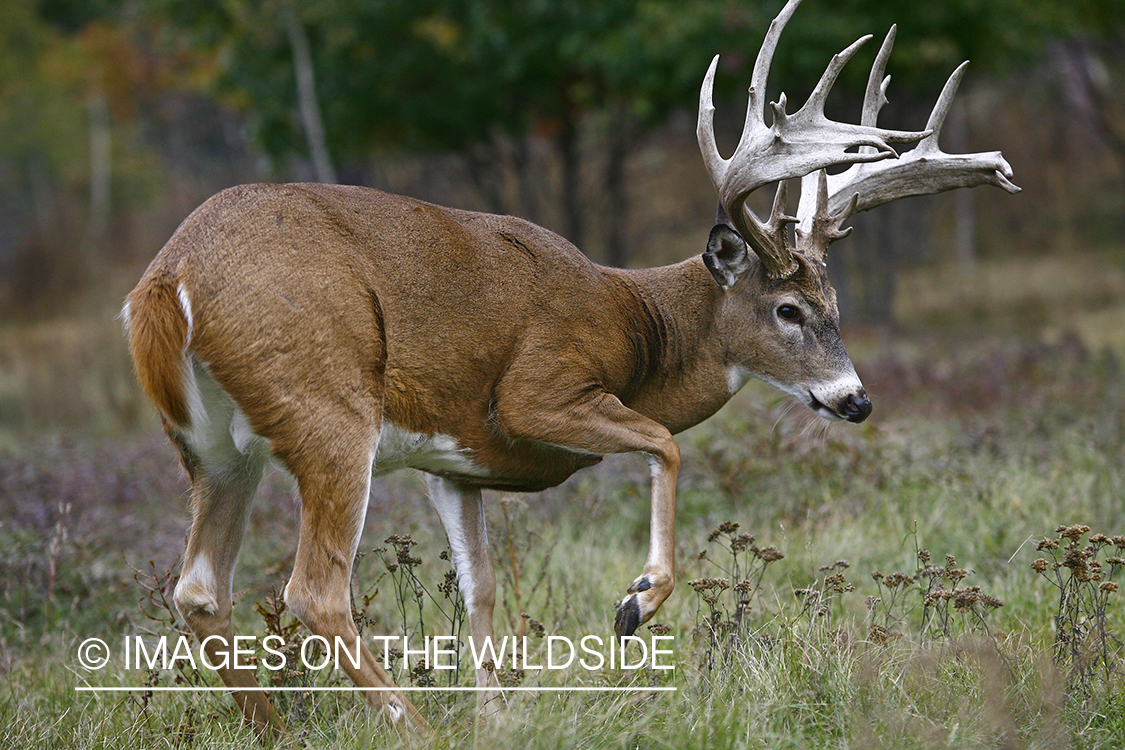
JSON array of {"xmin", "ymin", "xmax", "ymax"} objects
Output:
[{"xmin": 614, "ymin": 595, "xmax": 641, "ymax": 638}]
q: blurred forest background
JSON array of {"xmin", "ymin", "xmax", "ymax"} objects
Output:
[
  {"xmin": 4, "ymin": 4, "xmax": 1125, "ymax": 745},
  {"xmin": 0, "ymin": 0, "xmax": 1123, "ymax": 434}
]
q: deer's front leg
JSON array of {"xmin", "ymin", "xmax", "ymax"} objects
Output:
[
  {"xmin": 615, "ymin": 445, "xmax": 679, "ymax": 637},
  {"xmin": 423, "ymin": 474, "xmax": 502, "ymax": 716},
  {"xmin": 496, "ymin": 386, "xmax": 680, "ymax": 637}
]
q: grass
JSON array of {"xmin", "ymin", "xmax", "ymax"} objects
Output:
[{"xmin": 2, "ymin": 252, "xmax": 1125, "ymax": 748}]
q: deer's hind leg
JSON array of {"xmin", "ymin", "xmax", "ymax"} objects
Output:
[
  {"xmin": 273, "ymin": 414, "xmax": 431, "ymax": 733},
  {"xmin": 170, "ymin": 362, "xmax": 283, "ymax": 739}
]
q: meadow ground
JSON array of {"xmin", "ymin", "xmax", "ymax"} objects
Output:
[{"xmin": 1, "ymin": 250, "xmax": 1124, "ymax": 749}]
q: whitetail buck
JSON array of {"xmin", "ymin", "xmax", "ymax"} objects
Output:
[{"xmin": 124, "ymin": 0, "xmax": 1017, "ymax": 739}]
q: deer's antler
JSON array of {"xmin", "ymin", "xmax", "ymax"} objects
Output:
[
  {"xmin": 697, "ymin": 0, "xmax": 928, "ymax": 278},
  {"xmin": 699, "ymin": 0, "xmax": 1020, "ymax": 276},
  {"xmin": 792, "ymin": 26, "xmax": 1021, "ymax": 264}
]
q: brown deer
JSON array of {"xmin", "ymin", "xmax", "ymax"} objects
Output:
[{"xmin": 123, "ymin": 0, "xmax": 1017, "ymax": 739}]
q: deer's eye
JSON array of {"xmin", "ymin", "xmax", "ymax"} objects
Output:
[{"xmin": 777, "ymin": 304, "xmax": 802, "ymax": 323}]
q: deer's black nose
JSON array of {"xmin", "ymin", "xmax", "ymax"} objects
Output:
[{"xmin": 841, "ymin": 392, "xmax": 872, "ymax": 423}]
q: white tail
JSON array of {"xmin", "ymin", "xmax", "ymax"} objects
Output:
[{"xmin": 124, "ymin": 0, "xmax": 1016, "ymax": 739}]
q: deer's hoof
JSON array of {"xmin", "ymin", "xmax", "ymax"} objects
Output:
[{"xmin": 614, "ymin": 594, "xmax": 642, "ymax": 637}]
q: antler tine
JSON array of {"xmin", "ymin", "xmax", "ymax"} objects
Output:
[
  {"xmin": 797, "ymin": 170, "xmax": 858, "ymax": 265},
  {"xmin": 697, "ymin": 54, "xmax": 727, "ymax": 191},
  {"xmin": 732, "ymin": 181, "xmax": 800, "ymax": 279},
  {"xmin": 858, "ymin": 26, "xmax": 896, "ymax": 162},
  {"xmin": 785, "ymin": 31, "xmax": 927, "ymax": 151},
  {"xmin": 862, "ymin": 27, "xmax": 895, "ymax": 129},
  {"xmin": 745, "ymin": 0, "xmax": 803, "ymax": 135},
  {"xmin": 797, "ymin": 28, "xmax": 895, "ymax": 229},
  {"xmin": 915, "ymin": 61, "xmax": 971, "ymax": 157},
  {"xmin": 795, "ymin": 34, "xmax": 874, "ymax": 123}
]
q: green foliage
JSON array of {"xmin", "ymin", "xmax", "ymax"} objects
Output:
[
  {"xmin": 148, "ymin": 0, "xmax": 1122, "ymax": 165},
  {"xmin": 152, "ymin": 0, "xmax": 732, "ymax": 160}
]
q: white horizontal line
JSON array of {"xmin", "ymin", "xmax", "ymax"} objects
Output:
[{"xmin": 76, "ymin": 686, "xmax": 676, "ymax": 693}]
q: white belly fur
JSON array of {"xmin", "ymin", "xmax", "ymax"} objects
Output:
[
  {"xmin": 373, "ymin": 422, "xmax": 490, "ymax": 478},
  {"xmin": 182, "ymin": 357, "xmax": 488, "ymax": 480}
]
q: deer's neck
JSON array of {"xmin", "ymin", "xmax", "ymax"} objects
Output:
[{"xmin": 610, "ymin": 257, "xmax": 733, "ymax": 434}]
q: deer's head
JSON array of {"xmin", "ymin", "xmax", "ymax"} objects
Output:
[{"xmin": 696, "ymin": 0, "xmax": 1019, "ymax": 423}]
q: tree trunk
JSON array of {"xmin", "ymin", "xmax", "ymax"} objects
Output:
[
  {"xmin": 558, "ymin": 119, "xmax": 584, "ymax": 248},
  {"xmin": 949, "ymin": 99, "xmax": 976, "ymax": 266},
  {"xmin": 284, "ymin": 9, "xmax": 337, "ymax": 184},
  {"xmin": 602, "ymin": 111, "xmax": 631, "ymax": 268},
  {"xmin": 464, "ymin": 143, "xmax": 507, "ymax": 216},
  {"xmin": 86, "ymin": 87, "xmax": 111, "ymax": 246}
]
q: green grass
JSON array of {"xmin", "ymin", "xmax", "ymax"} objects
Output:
[{"xmin": 3, "ymin": 255, "xmax": 1125, "ymax": 747}]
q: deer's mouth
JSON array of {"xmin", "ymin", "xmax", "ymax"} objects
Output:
[
  {"xmin": 807, "ymin": 391, "xmax": 839, "ymax": 421},
  {"xmin": 808, "ymin": 389, "xmax": 872, "ymax": 423}
]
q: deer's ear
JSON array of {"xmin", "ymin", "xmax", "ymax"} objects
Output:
[{"xmin": 703, "ymin": 224, "xmax": 751, "ymax": 289}]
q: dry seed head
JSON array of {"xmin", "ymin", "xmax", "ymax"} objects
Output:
[
  {"xmin": 1107, "ymin": 557, "xmax": 1125, "ymax": 566},
  {"xmin": 1064, "ymin": 548, "xmax": 1090, "ymax": 570},
  {"xmin": 1100, "ymin": 582, "xmax": 1119, "ymax": 593},
  {"xmin": 1090, "ymin": 533, "xmax": 1110, "ymax": 545},
  {"xmin": 918, "ymin": 548, "xmax": 931, "ymax": 564},
  {"xmin": 945, "ymin": 554, "xmax": 957, "ymax": 567},
  {"xmin": 953, "ymin": 586, "xmax": 982, "ymax": 612},
  {"xmin": 708, "ymin": 521, "xmax": 741, "ymax": 543},
  {"xmin": 1058, "ymin": 524, "xmax": 1090, "ymax": 541},
  {"xmin": 924, "ymin": 591, "xmax": 950, "ymax": 606},
  {"xmin": 1031, "ymin": 558, "xmax": 1049, "ymax": 573},
  {"xmin": 753, "ymin": 545, "xmax": 785, "ymax": 562},
  {"xmin": 731, "ymin": 533, "xmax": 756, "ymax": 553},
  {"xmin": 980, "ymin": 594, "xmax": 1003, "ymax": 608},
  {"xmin": 1114, "ymin": 536, "xmax": 1125, "ymax": 548},
  {"xmin": 689, "ymin": 577, "xmax": 732, "ymax": 592},
  {"xmin": 868, "ymin": 623, "xmax": 890, "ymax": 646},
  {"xmin": 1037, "ymin": 538, "xmax": 1059, "ymax": 551},
  {"xmin": 521, "ymin": 614, "xmax": 546, "ymax": 638},
  {"xmin": 945, "ymin": 567, "xmax": 968, "ymax": 582}
]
